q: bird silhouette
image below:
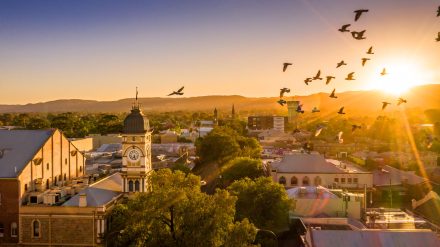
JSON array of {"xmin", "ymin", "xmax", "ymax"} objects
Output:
[
  {"xmin": 352, "ymin": 125, "xmax": 362, "ymax": 132},
  {"xmin": 296, "ymin": 104, "xmax": 305, "ymax": 113},
  {"xmin": 312, "ymin": 107, "xmax": 320, "ymax": 113},
  {"xmin": 337, "ymin": 107, "xmax": 346, "ymax": 115},
  {"xmin": 338, "ymin": 24, "xmax": 351, "ymax": 32},
  {"xmin": 437, "ymin": 6, "xmax": 440, "ymax": 17},
  {"xmin": 329, "ymin": 89, "xmax": 338, "ymax": 98},
  {"xmin": 283, "ymin": 63, "xmax": 292, "ymax": 72},
  {"xmin": 367, "ymin": 46, "xmax": 374, "ymax": 54},
  {"xmin": 345, "ymin": 72, "xmax": 355, "ymax": 80},
  {"xmin": 436, "ymin": 32, "xmax": 440, "ymax": 42},
  {"xmin": 351, "ymin": 30, "xmax": 366, "ymax": 40},
  {"xmin": 168, "ymin": 86, "xmax": 185, "ymax": 96},
  {"xmin": 315, "ymin": 125, "xmax": 325, "ymax": 137},
  {"xmin": 325, "ymin": 76, "xmax": 335, "ymax": 85},
  {"xmin": 354, "ymin": 9, "xmax": 369, "ymax": 21},
  {"xmin": 397, "ymin": 98, "xmax": 407, "ymax": 106},
  {"xmin": 277, "ymin": 99, "xmax": 287, "ymax": 106},
  {"xmin": 381, "ymin": 102, "xmax": 391, "ymax": 110},
  {"xmin": 312, "ymin": 70, "xmax": 323, "ymax": 80},
  {"xmin": 380, "ymin": 68, "xmax": 387, "ymax": 76},
  {"xmin": 304, "ymin": 78, "xmax": 312, "ymax": 85},
  {"xmin": 336, "ymin": 60, "xmax": 347, "ymax": 68},
  {"xmin": 361, "ymin": 58, "xmax": 370, "ymax": 66},
  {"xmin": 337, "ymin": 131, "xmax": 344, "ymax": 143},
  {"xmin": 280, "ymin": 88, "xmax": 290, "ymax": 98}
]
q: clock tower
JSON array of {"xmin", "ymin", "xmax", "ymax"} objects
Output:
[{"xmin": 121, "ymin": 92, "xmax": 152, "ymax": 193}]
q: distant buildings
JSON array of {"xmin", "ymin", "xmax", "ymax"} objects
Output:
[
  {"xmin": 247, "ymin": 116, "xmax": 288, "ymax": 131},
  {"xmin": 270, "ymin": 152, "xmax": 373, "ymax": 190}
]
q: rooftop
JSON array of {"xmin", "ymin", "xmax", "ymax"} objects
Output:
[
  {"xmin": 0, "ymin": 129, "xmax": 54, "ymax": 178},
  {"xmin": 286, "ymin": 186, "xmax": 338, "ymax": 199},
  {"xmin": 373, "ymin": 165, "xmax": 427, "ymax": 186}
]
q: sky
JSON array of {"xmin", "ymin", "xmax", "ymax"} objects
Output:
[{"xmin": 0, "ymin": 0, "xmax": 439, "ymax": 104}]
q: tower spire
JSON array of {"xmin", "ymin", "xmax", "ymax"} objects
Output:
[{"xmin": 133, "ymin": 87, "xmax": 139, "ymax": 110}]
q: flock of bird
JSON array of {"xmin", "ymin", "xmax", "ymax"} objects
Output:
[{"xmin": 277, "ymin": 7, "xmax": 440, "ymax": 146}]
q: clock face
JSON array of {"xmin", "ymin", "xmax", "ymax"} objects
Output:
[{"xmin": 128, "ymin": 149, "xmax": 140, "ymax": 162}]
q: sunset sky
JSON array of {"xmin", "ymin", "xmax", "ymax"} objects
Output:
[{"xmin": 0, "ymin": 0, "xmax": 439, "ymax": 104}]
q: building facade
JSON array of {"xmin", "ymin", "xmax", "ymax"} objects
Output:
[{"xmin": 248, "ymin": 116, "xmax": 288, "ymax": 131}]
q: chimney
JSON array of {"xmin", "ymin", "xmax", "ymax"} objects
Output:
[{"xmin": 79, "ymin": 193, "xmax": 87, "ymax": 207}]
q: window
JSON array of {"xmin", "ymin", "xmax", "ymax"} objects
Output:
[
  {"xmin": 54, "ymin": 177, "xmax": 57, "ymax": 186},
  {"xmin": 11, "ymin": 222, "xmax": 17, "ymax": 237},
  {"xmin": 353, "ymin": 178, "xmax": 359, "ymax": 184},
  {"xmin": 334, "ymin": 178, "xmax": 339, "ymax": 183},
  {"xmin": 25, "ymin": 184, "xmax": 28, "ymax": 192},
  {"xmin": 135, "ymin": 180, "xmax": 140, "ymax": 192},
  {"xmin": 46, "ymin": 163, "xmax": 49, "ymax": 170},
  {"xmin": 65, "ymin": 158, "xmax": 67, "ymax": 165},
  {"xmin": 278, "ymin": 176, "xmax": 286, "ymax": 185},
  {"xmin": 290, "ymin": 176, "xmax": 298, "ymax": 186},
  {"xmin": 314, "ymin": 176, "xmax": 322, "ymax": 186},
  {"xmin": 302, "ymin": 176, "xmax": 310, "ymax": 186},
  {"xmin": 132, "ymin": 137, "xmax": 136, "ymax": 142},
  {"xmin": 0, "ymin": 222, "xmax": 4, "ymax": 237},
  {"xmin": 128, "ymin": 181, "xmax": 134, "ymax": 192},
  {"xmin": 32, "ymin": 220, "xmax": 40, "ymax": 238},
  {"xmin": 341, "ymin": 178, "xmax": 346, "ymax": 184},
  {"xmin": 64, "ymin": 174, "xmax": 67, "ymax": 181},
  {"xmin": 79, "ymin": 166, "xmax": 83, "ymax": 172},
  {"xmin": 348, "ymin": 178, "xmax": 352, "ymax": 184},
  {"xmin": 0, "ymin": 193, "xmax": 2, "ymax": 205},
  {"xmin": 46, "ymin": 179, "xmax": 50, "ymax": 189}
]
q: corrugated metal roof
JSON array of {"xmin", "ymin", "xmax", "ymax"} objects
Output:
[
  {"xmin": 63, "ymin": 172, "xmax": 122, "ymax": 207},
  {"xmin": 0, "ymin": 129, "xmax": 54, "ymax": 178},
  {"xmin": 271, "ymin": 153, "xmax": 343, "ymax": 173},
  {"xmin": 373, "ymin": 165, "xmax": 427, "ymax": 186},
  {"xmin": 311, "ymin": 230, "xmax": 440, "ymax": 247}
]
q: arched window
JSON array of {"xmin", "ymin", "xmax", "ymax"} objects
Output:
[
  {"xmin": 290, "ymin": 176, "xmax": 298, "ymax": 186},
  {"xmin": 32, "ymin": 220, "xmax": 40, "ymax": 238},
  {"xmin": 64, "ymin": 174, "xmax": 67, "ymax": 181},
  {"xmin": 79, "ymin": 166, "xmax": 83, "ymax": 172},
  {"xmin": 46, "ymin": 179, "xmax": 50, "ymax": 189},
  {"xmin": 65, "ymin": 158, "xmax": 67, "ymax": 165},
  {"xmin": 24, "ymin": 184, "xmax": 28, "ymax": 192},
  {"xmin": 54, "ymin": 177, "xmax": 57, "ymax": 186},
  {"xmin": 0, "ymin": 222, "xmax": 4, "ymax": 237},
  {"xmin": 11, "ymin": 222, "xmax": 17, "ymax": 237},
  {"xmin": 302, "ymin": 176, "xmax": 310, "ymax": 186},
  {"xmin": 279, "ymin": 176, "xmax": 286, "ymax": 185},
  {"xmin": 314, "ymin": 176, "xmax": 322, "ymax": 186},
  {"xmin": 135, "ymin": 180, "xmax": 140, "ymax": 192},
  {"xmin": 46, "ymin": 163, "xmax": 49, "ymax": 170},
  {"xmin": 128, "ymin": 181, "xmax": 134, "ymax": 192}
]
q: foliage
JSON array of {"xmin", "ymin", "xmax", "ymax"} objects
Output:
[
  {"xmin": 221, "ymin": 157, "xmax": 264, "ymax": 186},
  {"xmin": 227, "ymin": 177, "xmax": 291, "ymax": 233},
  {"xmin": 106, "ymin": 169, "xmax": 257, "ymax": 247}
]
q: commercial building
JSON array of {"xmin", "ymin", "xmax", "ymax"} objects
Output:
[{"xmin": 247, "ymin": 116, "xmax": 288, "ymax": 131}]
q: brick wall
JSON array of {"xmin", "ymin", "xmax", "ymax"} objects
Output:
[{"xmin": 0, "ymin": 179, "xmax": 19, "ymax": 244}]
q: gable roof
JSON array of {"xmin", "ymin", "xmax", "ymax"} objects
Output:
[
  {"xmin": 0, "ymin": 129, "xmax": 54, "ymax": 178},
  {"xmin": 373, "ymin": 165, "xmax": 427, "ymax": 186},
  {"xmin": 271, "ymin": 153, "xmax": 344, "ymax": 173}
]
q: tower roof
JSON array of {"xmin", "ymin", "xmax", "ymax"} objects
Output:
[{"xmin": 123, "ymin": 108, "xmax": 150, "ymax": 134}]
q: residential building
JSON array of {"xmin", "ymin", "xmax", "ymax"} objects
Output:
[
  {"xmin": 86, "ymin": 134, "xmax": 122, "ymax": 150},
  {"xmin": 257, "ymin": 129, "xmax": 296, "ymax": 145},
  {"xmin": 0, "ymin": 129, "xmax": 85, "ymax": 245},
  {"xmin": 247, "ymin": 116, "xmax": 288, "ymax": 131},
  {"xmin": 270, "ymin": 152, "xmax": 373, "ymax": 190},
  {"xmin": 160, "ymin": 130, "xmax": 178, "ymax": 144}
]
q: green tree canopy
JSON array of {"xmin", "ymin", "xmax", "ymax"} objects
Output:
[
  {"xmin": 221, "ymin": 158, "xmax": 264, "ymax": 186},
  {"xmin": 106, "ymin": 169, "xmax": 257, "ymax": 247},
  {"xmin": 228, "ymin": 177, "xmax": 291, "ymax": 233}
]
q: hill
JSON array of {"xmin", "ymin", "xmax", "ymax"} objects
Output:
[{"xmin": 0, "ymin": 84, "xmax": 439, "ymax": 114}]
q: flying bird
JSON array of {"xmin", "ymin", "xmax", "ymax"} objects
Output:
[
  {"xmin": 283, "ymin": 63, "xmax": 292, "ymax": 72},
  {"xmin": 397, "ymin": 98, "xmax": 407, "ymax": 106},
  {"xmin": 351, "ymin": 30, "xmax": 366, "ymax": 40},
  {"xmin": 167, "ymin": 86, "xmax": 185, "ymax": 96},
  {"xmin": 361, "ymin": 58, "xmax": 370, "ymax": 66},
  {"xmin": 325, "ymin": 76, "xmax": 335, "ymax": 85},
  {"xmin": 329, "ymin": 89, "xmax": 338, "ymax": 98},
  {"xmin": 296, "ymin": 104, "xmax": 305, "ymax": 113},
  {"xmin": 354, "ymin": 9, "xmax": 369, "ymax": 21},
  {"xmin": 352, "ymin": 125, "xmax": 362, "ymax": 132},
  {"xmin": 337, "ymin": 107, "xmax": 346, "ymax": 115},
  {"xmin": 312, "ymin": 107, "xmax": 320, "ymax": 113},
  {"xmin": 345, "ymin": 72, "xmax": 355, "ymax": 80},
  {"xmin": 312, "ymin": 70, "xmax": 323, "ymax": 80},
  {"xmin": 336, "ymin": 60, "xmax": 347, "ymax": 68},
  {"xmin": 338, "ymin": 24, "xmax": 351, "ymax": 32},
  {"xmin": 337, "ymin": 131, "xmax": 344, "ymax": 144},
  {"xmin": 280, "ymin": 88, "xmax": 290, "ymax": 98},
  {"xmin": 436, "ymin": 32, "xmax": 440, "ymax": 42},
  {"xmin": 315, "ymin": 125, "xmax": 325, "ymax": 137},
  {"xmin": 437, "ymin": 6, "xmax": 440, "ymax": 17},
  {"xmin": 277, "ymin": 99, "xmax": 287, "ymax": 106},
  {"xmin": 367, "ymin": 46, "xmax": 374, "ymax": 54},
  {"xmin": 304, "ymin": 78, "xmax": 313, "ymax": 85},
  {"xmin": 380, "ymin": 68, "xmax": 387, "ymax": 76},
  {"xmin": 381, "ymin": 102, "xmax": 391, "ymax": 110}
]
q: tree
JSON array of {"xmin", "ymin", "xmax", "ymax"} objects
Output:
[
  {"xmin": 221, "ymin": 158, "xmax": 264, "ymax": 186},
  {"xmin": 196, "ymin": 131, "xmax": 241, "ymax": 164},
  {"xmin": 106, "ymin": 169, "xmax": 257, "ymax": 247},
  {"xmin": 228, "ymin": 177, "xmax": 291, "ymax": 233}
]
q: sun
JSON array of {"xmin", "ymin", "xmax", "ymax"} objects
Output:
[{"xmin": 366, "ymin": 60, "xmax": 431, "ymax": 96}]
